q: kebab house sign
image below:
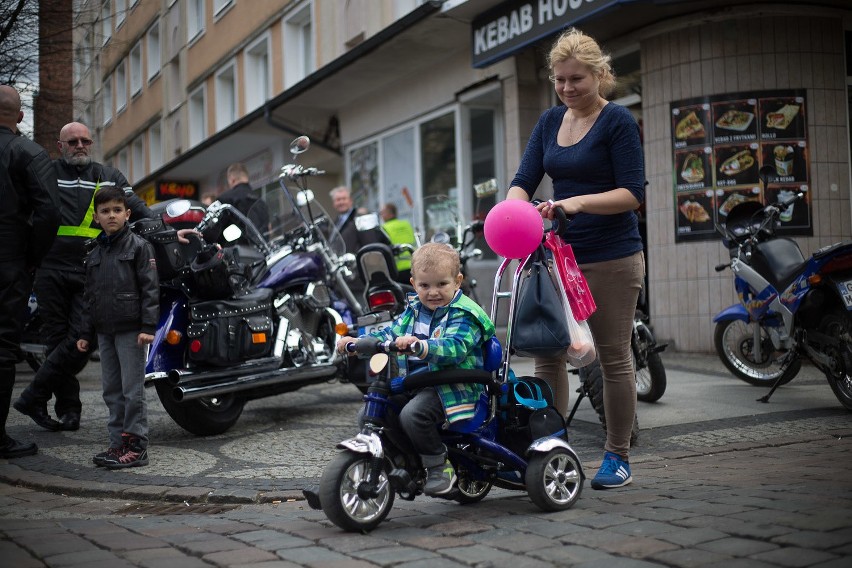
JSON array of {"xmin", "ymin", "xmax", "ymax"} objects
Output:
[{"xmin": 671, "ymin": 89, "xmax": 811, "ymax": 243}]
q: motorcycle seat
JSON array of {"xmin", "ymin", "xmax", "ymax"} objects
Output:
[
  {"xmin": 813, "ymin": 240, "xmax": 852, "ymax": 260},
  {"xmin": 755, "ymin": 238, "xmax": 807, "ymax": 293}
]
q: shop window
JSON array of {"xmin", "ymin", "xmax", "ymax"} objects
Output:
[
  {"xmin": 381, "ymin": 128, "xmax": 417, "ymax": 225},
  {"xmin": 421, "ymin": 112, "xmax": 458, "ymax": 241},
  {"xmin": 610, "ymin": 49, "xmax": 641, "ymax": 112},
  {"xmin": 348, "ymin": 141, "xmax": 379, "ymax": 213}
]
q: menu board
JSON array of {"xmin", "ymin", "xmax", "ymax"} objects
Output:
[{"xmin": 671, "ymin": 90, "xmax": 811, "ymax": 243}]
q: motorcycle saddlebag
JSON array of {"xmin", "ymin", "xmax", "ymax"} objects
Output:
[
  {"xmin": 186, "ymin": 288, "xmax": 275, "ymax": 366},
  {"xmin": 131, "ymin": 218, "xmax": 186, "ymax": 280}
]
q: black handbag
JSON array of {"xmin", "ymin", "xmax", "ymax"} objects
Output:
[{"xmin": 511, "ymin": 246, "xmax": 572, "ymax": 358}]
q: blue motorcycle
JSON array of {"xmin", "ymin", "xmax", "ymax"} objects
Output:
[
  {"xmin": 143, "ymin": 136, "xmax": 363, "ymax": 435},
  {"xmin": 713, "ymin": 165, "xmax": 852, "ymax": 409}
]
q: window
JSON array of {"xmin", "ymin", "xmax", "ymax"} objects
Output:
[
  {"xmin": 131, "ymin": 135, "xmax": 145, "ymax": 183},
  {"xmin": 420, "ymin": 112, "xmax": 457, "ymax": 239},
  {"xmin": 146, "ymin": 20, "xmax": 161, "ymax": 82},
  {"xmin": 245, "ymin": 35, "xmax": 270, "ymax": 111},
  {"xmin": 213, "ymin": 0, "xmax": 233, "ymax": 17},
  {"xmin": 130, "ymin": 41, "xmax": 142, "ymax": 96},
  {"xmin": 167, "ymin": 59, "xmax": 182, "ymax": 111},
  {"xmin": 215, "ymin": 62, "xmax": 237, "ymax": 131},
  {"xmin": 381, "ymin": 128, "xmax": 416, "ymax": 225},
  {"xmin": 102, "ymin": 75, "xmax": 113, "ymax": 124},
  {"xmin": 149, "ymin": 122, "xmax": 162, "ymax": 172},
  {"xmin": 187, "ymin": 0, "xmax": 205, "ymax": 42},
  {"xmin": 100, "ymin": 1, "xmax": 111, "ymax": 45},
  {"xmin": 117, "ymin": 147, "xmax": 129, "ymax": 179},
  {"xmin": 115, "ymin": 60, "xmax": 127, "ymax": 113},
  {"xmin": 283, "ymin": 3, "xmax": 313, "ymax": 88},
  {"xmin": 188, "ymin": 85, "xmax": 206, "ymax": 147},
  {"xmin": 115, "ymin": 0, "xmax": 127, "ymax": 28}
]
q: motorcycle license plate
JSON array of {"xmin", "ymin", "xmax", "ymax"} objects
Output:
[
  {"xmin": 359, "ymin": 320, "xmax": 391, "ymax": 336},
  {"xmin": 838, "ymin": 279, "xmax": 852, "ymax": 310}
]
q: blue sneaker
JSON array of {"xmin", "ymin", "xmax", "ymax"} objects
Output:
[{"xmin": 590, "ymin": 452, "xmax": 632, "ymax": 489}]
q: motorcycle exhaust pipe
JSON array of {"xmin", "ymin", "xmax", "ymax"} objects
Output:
[
  {"xmin": 167, "ymin": 356, "xmax": 281, "ymax": 385},
  {"xmin": 172, "ymin": 363, "xmax": 337, "ymax": 402}
]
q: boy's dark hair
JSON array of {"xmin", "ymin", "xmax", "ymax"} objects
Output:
[{"xmin": 94, "ymin": 186, "xmax": 127, "ymax": 209}]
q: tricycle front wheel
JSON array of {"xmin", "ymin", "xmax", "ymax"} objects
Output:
[
  {"xmin": 318, "ymin": 451, "xmax": 395, "ymax": 532},
  {"xmin": 525, "ymin": 448, "xmax": 583, "ymax": 511}
]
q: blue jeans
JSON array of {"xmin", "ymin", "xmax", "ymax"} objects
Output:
[{"xmin": 98, "ymin": 331, "xmax": 148, "ymax": 449}]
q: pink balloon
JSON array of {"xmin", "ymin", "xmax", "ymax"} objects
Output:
[{"xmin": 484, "ymin": 200, "xmax": 543, "ymax": 259}]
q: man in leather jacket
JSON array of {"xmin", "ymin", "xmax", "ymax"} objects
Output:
[
  {"xmin": 14, "ymin": 122, "xmax": 154, "ymax": 433},
  {"xmin": 218, "ymin": 162, "xmax": 270, "ymax": 235},
  {"xmin": 0, "ymin": 85, "xmax": 60, "ymax": 458}
]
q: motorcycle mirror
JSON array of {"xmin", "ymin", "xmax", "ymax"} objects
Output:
[
  {"xmin": 354, "ymin": 213, "xmax": 380, "ymax": 231},
  {"xmin": 431, "ymin": 231, "xmax": 451, "ymax": 245},
  {"xmin": 165, "ymin": 199, "xmax": 193, "ymax": 218},
  {"xmin": 296, "ymin": 190, "xmax": 315, "ymax": 206},
  {"xmin": 339, "ymin": 253, "xmax": 356, "ymax": 268},
  {"xmin": 222, "ymin": 224, "xmax": 243, "ymax": 242},
  {"xmin": 290, "ymin": 136, "xmax": 310, "ymax": 156},
  {"xmin": 369, "ymin": 353, "xmax": 389, "ymax": 376}
]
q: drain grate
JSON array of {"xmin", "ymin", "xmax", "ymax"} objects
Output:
[{"xmin": 115, "ymin": 502, "xmax": 240, "ymax": 515}]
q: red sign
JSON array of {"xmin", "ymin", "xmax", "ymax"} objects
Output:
[{"xmin": 156, "ymin": 180, "xmax": 198, "ymax": 200}]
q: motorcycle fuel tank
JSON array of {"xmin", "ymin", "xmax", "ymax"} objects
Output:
[{"xmin": 258, "ymin": 251, "xmax": 326, "ymax": 291}]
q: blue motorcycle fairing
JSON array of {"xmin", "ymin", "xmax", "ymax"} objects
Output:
[
  {"xmin": 257, "ymin": 251, "xmax": 325, "ymax": 291},
  {"xmin": 146, "ymin": 289, "xmax": 189, "ymax": 374},
  {"xmin": 712, "ymin": 304, "xmax": 749, "ymax": 323}
]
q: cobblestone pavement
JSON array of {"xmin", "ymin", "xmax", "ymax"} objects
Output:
[{"xmin": 1, "ymin": 353, "xmax": 851, "ymax": 567}]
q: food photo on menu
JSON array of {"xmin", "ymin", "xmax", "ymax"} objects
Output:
[
  {"xmin": 760, "ymin": 96, "xmax": 805, "ymax": 139},
  {"xmin": 677, "ymin": 191, "xmax": 714, "ymax": 232},
  {"xmin": 712, "ymin": 99, "xmax": 758, "ymax": 142},
  {"xmin": 675, "ymin": 149, "xmax": 710, "ymax": 189},
  {"xmin": 767, "ymin": 185, "xmax": 810, "ymax": 227},
  {"xmin": 717, "ymin": 187, "xmax": 762, "ymax": 219},
  {"xmin": 760, "ymin": 141, "xmax": 808, "ymax": 182},
  {"xmin": 715, "ymin": 144, "xmax": 759, "ymax": 186},
  {"xmin": 673, "ymin": 105, "xmax": 709, "ymax": 145}
]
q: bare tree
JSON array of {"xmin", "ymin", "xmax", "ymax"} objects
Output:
[{"xmin": 0, "ymin": 0, "xmax": 39, "ymax": 104}]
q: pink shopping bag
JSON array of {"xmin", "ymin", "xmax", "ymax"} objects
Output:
[{"xmin": 544, "ymin": 231, "xmax": 596, "ymax": 321}]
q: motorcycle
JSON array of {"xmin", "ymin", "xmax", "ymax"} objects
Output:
[
  {"xmin": 713, "ymin": 165, "xmax": 852, "ymax": 410},
  {"xmin": 143, "ymin": 135, "xmax": 364, "ymax": 435}
]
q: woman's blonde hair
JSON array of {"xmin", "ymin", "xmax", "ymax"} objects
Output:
[
  {"xmin": 411, "ymin": 243, "xmax": 460, "ymax": 278},
  {"xmin": 547, "ymin": 28, "xmax": 616, "ymax": 97}
]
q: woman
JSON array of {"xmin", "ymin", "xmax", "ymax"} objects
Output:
[{"xmin": 506, "ymin": 28, "xmax": 645, "ymax": 490}]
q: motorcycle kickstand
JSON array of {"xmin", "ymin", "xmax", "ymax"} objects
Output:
[
  {"xmin": 565, "ymin": 386, "xmax": 586, "ymax": 427},
  {"xmin": 757, "ymin": 352, "xmax": 795, "ymax": 403}
]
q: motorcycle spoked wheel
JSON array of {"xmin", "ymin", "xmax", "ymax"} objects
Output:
[
  {"xmin": 318, "ymin": 450, "xmax": 395, "ymax": 532},
  {"xmin": 713, "ymin": 319, "xmax": 800, "ymax": 386},
  {"xmin": 818, "ymin": 311, "xmax": 852, "ymax": 411},
  {"xmin": 579, "ymin": 362, "xmax": 639, "ymax": 446},
  {"xmin": 633, "ymin": 326, "xmax": 667, "ymax": 403},
  {"xmin": 154, "ymin": 382, "xmax": 245, "ymax": 436}
]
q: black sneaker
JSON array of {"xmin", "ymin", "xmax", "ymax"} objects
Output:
[
  {"xmin": 104, "ymin": 435, "xmax": 148, "ymax": 469},
  {"xmin": 93, "ymin": 447, "xmax": 123, "ymax": 467},
  {"xmin": 424, "ymin": 459, "xmax": 457, "ymax": 496}
]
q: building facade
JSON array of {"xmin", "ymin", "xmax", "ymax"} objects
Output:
[{"xmin": 72, "ymin": 0, "xmax": 852, "ymax": 352}]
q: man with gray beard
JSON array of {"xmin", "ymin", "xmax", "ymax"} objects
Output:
[{"xmin": 14, "ymin": 122, "xmax": 153, "ymax": 433}]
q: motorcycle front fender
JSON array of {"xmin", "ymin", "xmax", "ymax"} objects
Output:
[
  {"xmin": 337, "ymin": 431, "xmax": 384, "ymax": 458},
  {"xmin": 712, "ymin": 304, "xmax": 750, "ymax": 324}
]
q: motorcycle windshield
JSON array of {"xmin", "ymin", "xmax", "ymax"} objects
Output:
[
  {"xmin": 251, "ymin": 184, "xmax": 346, "ymax": 259},
  {"xmin": 423, "ymin": 194, "xmax": 461, "ymax": 246}
]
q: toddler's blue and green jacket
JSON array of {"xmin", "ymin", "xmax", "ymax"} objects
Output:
[{"xmin": 370, "ymin": 290, "xmax": 495, "ymax": 423}]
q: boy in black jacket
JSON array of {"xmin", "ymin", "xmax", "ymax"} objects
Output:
[{"xmin": 77, "ymin": 186, "xmax": 159, "ymax": 469}]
